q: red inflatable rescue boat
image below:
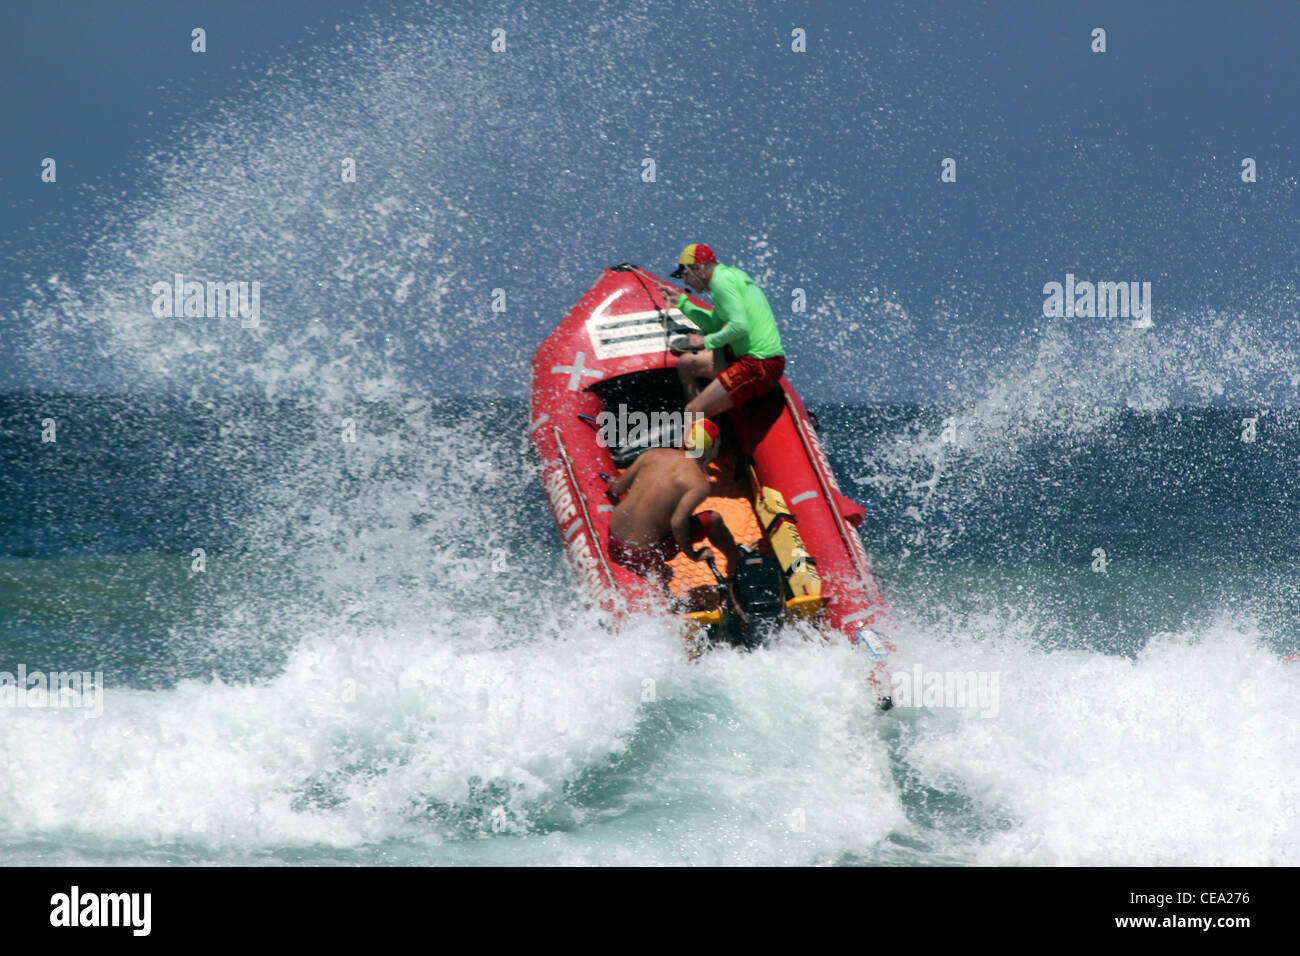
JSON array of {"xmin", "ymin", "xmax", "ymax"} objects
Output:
[{"xmin": 529, "ymin": 264, "xmax": 895, "ymax": 698}]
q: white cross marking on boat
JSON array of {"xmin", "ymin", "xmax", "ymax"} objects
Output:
[
  {"xmin": 790, "ymin": 490, "xmax": 819, "ymax": 506},
  {"xmin": 550, "ymin": 351, "xmax": 603, "ymax": 390},
  {"xmin": 528, "ymin": 414, "xmax": 549, "ymax": 433}
]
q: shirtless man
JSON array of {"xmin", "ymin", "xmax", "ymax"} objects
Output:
[{"xmin": 602, "ymin": 419, "xmax": 738, "ymax": 585}]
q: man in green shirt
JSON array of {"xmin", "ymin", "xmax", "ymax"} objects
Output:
[{"xmin": 655, "ymin": 243, "xmax": 786, "ymax": 418}]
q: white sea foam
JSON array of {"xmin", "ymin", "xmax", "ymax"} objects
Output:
[
  {"xmin": 6, "ymin": 5, "xmax": 1298, "ymax": 868},
  {"xmin": 885, "ymin": 613, "xmax": 1300, "ymax": 865}
]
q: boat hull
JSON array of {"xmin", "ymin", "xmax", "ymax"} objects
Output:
[{"xmin": 529, "ymin": 265, "xmax": 894, "ymax": 692}]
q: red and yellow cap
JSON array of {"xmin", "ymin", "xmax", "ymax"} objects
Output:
[
  {"xmin": 684, "ymin": 417, "xmax": 720, "ymax": 461},
  {"xmin": 671, "ymin": 243, "xmax": 718, "ymax": 278}
]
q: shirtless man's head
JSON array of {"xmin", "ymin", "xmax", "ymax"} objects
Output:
[{"xmin": 684, "ymin": 417, "xmax": 720, "ymax": 466}]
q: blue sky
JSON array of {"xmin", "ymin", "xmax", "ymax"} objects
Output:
[{"xmin": 2, "ymin": 1, "xmax": 1297, "ymax": 402}]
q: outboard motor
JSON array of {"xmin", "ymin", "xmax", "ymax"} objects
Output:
[{"xmin": 706, "ymin": 548, "xmax": 787, "ymax": 649}]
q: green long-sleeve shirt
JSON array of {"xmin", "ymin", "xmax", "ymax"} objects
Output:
[{"xmin": 672, "ymin": 263, "xmax": 784, "ymax": 359}]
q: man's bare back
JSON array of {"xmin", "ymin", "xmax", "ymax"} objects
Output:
[
  {"xmin": 607, "ymin": 447, "xmax": 710, "ymax": 551},
  {"xmin": 602, "ymin": 424, "xmax": 739, "ymax": 585}
]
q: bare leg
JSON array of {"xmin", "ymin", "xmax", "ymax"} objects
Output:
[
  {"xmin": 677, "ymin": 348, "xmax": 729, "ymax": 404},
  {"xmin": 685, "ymin": 379, "xmax": 735, "ymax": 419},
  {"xmin": 675, "ymin": 349, "xmax": 716, "ymax": 402}
]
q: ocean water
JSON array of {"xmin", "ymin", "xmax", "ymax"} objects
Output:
[
  {"xmin": 3, "ymin": 4, "xmax": 1298, "ymax": 866},
  {"xmin": 2, "ymin": 394, "xmax": 1297, "ymax": 865}
]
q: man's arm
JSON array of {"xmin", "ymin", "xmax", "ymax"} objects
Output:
[
  {"xmin": 655, "ymin": 282, "xmax": 723, "ymax": 336},
  {"xmin": 605, "ymin": 455, "xmax": 643, "ymax": 500},
  {"xmin": 700, "ymin": 279, "xmax": 750, "ymax": 351},
  {"xmin": 672, "ymin": 294, "xmax": 723, "ymax": 336},
  {"xmin": 670, "ymin": 484, "xmax": 711, "ymax": 559}
]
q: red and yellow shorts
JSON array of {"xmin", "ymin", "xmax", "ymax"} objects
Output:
[{"xmin": 718, "ymin": 354, "xmax": 785, "ymax": 408}]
